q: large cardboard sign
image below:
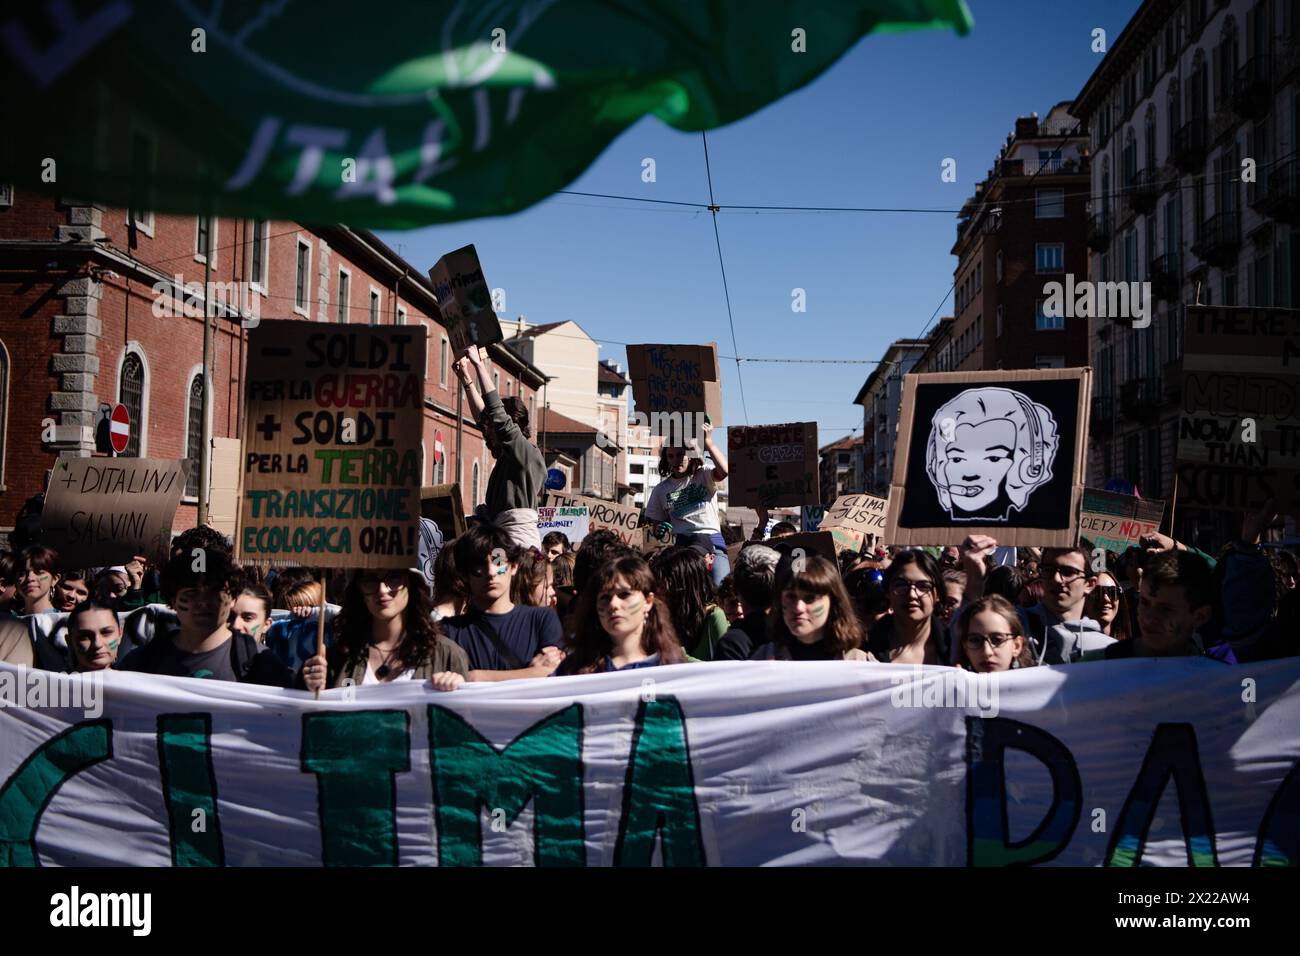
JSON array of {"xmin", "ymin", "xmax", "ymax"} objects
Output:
[
  {"xmin": 427, "ymin": 244, "xmax": 503, "ymax": 354},
  {"xmin": 40, "ymin": 458, "xmax": 190, "ymax": 565},
  {"xmin": 820, "ymin": 493, "xmax": 889, "ymax": 536},
  {"xmin": 421, "ymin": 483, "xmax": 467, "ymax": 539},
  {"xmin": 238, "ymin": 323, "xmax": 426, "ymax": 568},
  {"xmin": 626, "ymin": 343, "xmax": 723, "ymax": 425},
  {"xmin": 1078, "ymin": 488, "xmax": 1166, "ymax": 554},
  {"xmin": 727, "ymin": 422, "xmax": 820, "ymax": 508},
  {"xmin": 1176, "ymin": 306, "xmax": 1300, "ymax": 514},
  {"xmin": 538, "ymin": 505, "xmax": 590, "ymax": 544},
  {"xmin": 544, "ymin": 492, "xmax": 643, "ymax": 547},
  {"xmin": 883, "ymin": 368, "xmax": 1091, "ymax": 547},
  {"xmin": 769, "ymin": 531, "xmax": 838, "ymax": 564}
]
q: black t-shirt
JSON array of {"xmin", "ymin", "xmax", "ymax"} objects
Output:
[
  {"xmin": 714, "ymin": 615, "xmax": 769, "ymax": 661},
  {"xmin": 122, "ymin": 637, "xmax": 239, "ymax": 681},
  {"xmin": 751, "ymin": 637, "xmax": 841, "ymax": 661},
  {"xmin": 440, "ymin": 605, "xmax": 563, "ymax": 671}
]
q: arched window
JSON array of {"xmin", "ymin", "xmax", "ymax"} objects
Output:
[
  {"xmin": 185, "ymin": 374, "xmax": 204, "ymax": 497},
  {"xmin": 471, "ymin": 461, "xmax": 480, "ymax": 505},
  {"xmin": 119, "ymin": 351, "xmax": 145, "ymax": 457}
]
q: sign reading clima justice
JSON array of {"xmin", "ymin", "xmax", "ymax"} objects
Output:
[{"xmin": 238, "ymin": 322, "xmax": 426, "ymax": 567}]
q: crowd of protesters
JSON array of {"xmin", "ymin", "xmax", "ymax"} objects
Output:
[{"xmin": 0, "ymin": 358, "xmax": 1295, "ymax": 690}]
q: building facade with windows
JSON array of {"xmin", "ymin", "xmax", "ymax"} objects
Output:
[
  {"xmin": 950, "ymin": 105, "xmax": 1092, "ymax": 373},
  {"xmin": 853, "ymin": 338, "xmax": 930, "ymax": 494},
  {"xmin": 624, "ymin": 420, "xmax": 663, "ymax": 508},
  {"xmin": 0, "ymin": 189, "xmax": 544, "ymax": 536},
  {"xmin": 1072, "ymin": 0, "xmax": 1300, "ymax": 546},
  {"xmin": 819, "ymin": 435, "xmax": 864, "ymax": 502}
]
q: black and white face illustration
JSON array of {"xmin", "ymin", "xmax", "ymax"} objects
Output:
[{"xmin": 925, "ymin": 387, "xmax": 1059, "ymax": 521}]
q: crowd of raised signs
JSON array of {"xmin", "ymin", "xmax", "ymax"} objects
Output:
[{"xmin": 0, "ymin": 455, "xmax": 1296, "ymax": 691}]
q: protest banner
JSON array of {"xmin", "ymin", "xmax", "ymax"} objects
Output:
[
  {"xmin": 626, "ymin": 343, "xmax": 723, "ymax": 426},
  {"xmin": 1078, "ymin": 488, "xmax": 1166, "ymax": 555},
  {"xmin": 538, "ymin": 505, "xmax": 590, "ymax": 544},
  {"xmin": 820, "ymin": 493, "xmax": 889, "ymax": 537},
  {"xmin": 3, "ymin": 658, "xmax": 1297, "ymax": 866},
  {"xmin": 39, "ymin": 458, "xmax": 190, "ymax": 566},
  {"xmin": 544, "ymin": 491, "xmax": 642, "ymax": 547},
  {"xmin": 884, "ymin": 368, "xmax": 1091, "ymax": 547},
  {"xmin": 800, "ymin": 505, "xmax": 827, "ymax": 533},
  {"xmin": 421, "ymin": 484, "xmax": 467, "ymax": 539},
  {"xmin": 238, "ymin": 322, "xmax": 426, "ymax": 568},
  {"xmin": 427, "ymin": 244, "xmax": 503, "ymax": 355},
  {"xmin": 727, "ymin": 422, "xmax": 820, "ymax": 508},
  {"xmin": 1176, "ymin": 306, "xmax": 1300, "ymax": 514}
]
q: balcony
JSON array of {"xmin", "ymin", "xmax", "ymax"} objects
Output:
[
  {"xmin": 1162, "ymin": 359, "xmax": 1183, "ymax": 404},
  {"xmin": 1172, "ymin": 118, "xmax": 1207, "ymax": 172},
  {"xmin": 1120, "ymin": 378, "xmax": 1161, "ymax": 422},
  {"xmin": 1232, "ymin": 57, "xmax": 1272, "ymax": 121},
  {"xmin": 1126, "ymin": 167, "xmax": 1161, "ymax": 215},
  {"xmin": 1251, "ymin": 157, "xmax": 1300, "ymax": 225},
  {"xmin": 1090, "ymin": 396, "xmax": 1114, "ymax": 438},
  {"xmin": 1149, "ymin": 253, "xmax": 1181, "ymax": 302},
  {"xmin": 1190, "ymin": 210, "xmax": 1241, "ymax": 268},
  {"xmin": 1086, "ymin": 213, "xmax": 1112, "ymax": 251}
]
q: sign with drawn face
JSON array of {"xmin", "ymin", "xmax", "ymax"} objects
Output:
[{"xmin": 884, "ymin": 368, "xmax": 1090, "ymax": 547}]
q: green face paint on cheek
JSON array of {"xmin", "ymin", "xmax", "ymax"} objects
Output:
[
  {"xmin": 624, "ymin": 596, "xmax": 644, "ymax": 614},
  {"xmin": 808, "ymin": 602, "xmax": 828, "ymax": 622}
]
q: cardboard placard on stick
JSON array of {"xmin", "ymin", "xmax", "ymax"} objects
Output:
[
  {"xmin": 421, "ymin": 484, "xmax": 467, "ymax": 538},
  {"xmin": 626, "ymin": 343, "xmax": 723, "ymax": 425},
  {"xmin": 544, "ymin": 491, "xmax": 644, "ymax": 547},
  {"xmin": 820, "ymin": 493, "xmax": 889, "ymax": 535},
  {"xmin": 238, "ymin": 322, "xmax": 426, "ymax": 568},
  {"xmin": 727, "ymin": 422, "xmax": 819, "ymax": 508},
  {"xmin": 883, "ymin": 367, "xmax": 1091, "ymax": 547},
  {"xmin": 427, "ymin": 244, "xmax": 503, "ymax": 354},
  {"xmin": 40, "ymin": 458, "xmax": 190, "ymax": 565},
  {"xmin": 1175, "ymin": 306, "xmax": 1300, "ymax": 515},
  {"xmin": 1078, "ymin": 488, "xmax": 1166, "ymax": 554}
]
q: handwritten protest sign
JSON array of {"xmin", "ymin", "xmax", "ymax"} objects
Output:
[
  {"xmin": 626, "ymin": 343, "xmax": 723, "ymax": 425},
  {"xmin": 538, "ymin": 505, "xmax": 590, "ymax": 544},
  {"xmin": 1078, "ymin": 488, "xmax": 1166, "ymax": 554},
  {"xmin": 638, "ymin": 521, "xmax": 676, "ymax": 554},
  {"xmin": 1176, "ymin": 306, "xmax": 1300, "ymax": 514},
  {"xmin": 238, "ymin": 322, "xmax": 425, "ymax": 568},
  {"xmin": 820, "ymin": 493, "xmax": 889, "ymax": 536},
  {"xmin": 800, "ymin": 505, "xmax": 827, "ymax": 533},
  {"xmin": 427, "ymin": 244, "xmax": 503, "ymax": 354},
  {"xmin": 40, "ymin": 458, "xmax": 190, "ymax": 565},
  {"xmin": 728, "ymin": 422, "xmax": 819, "ymax": 508},
  {"xmin": 544, "ymin": 491, "xmax": 644, "ymax": 547}
]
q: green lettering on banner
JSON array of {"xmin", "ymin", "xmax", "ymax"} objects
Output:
[
  {"xmin": 157, "ymin": 713, "xmax": 224, "ymax": 867},
  {"xmin": 301, "ymin": 710, "xmax": 410, "ymax": 866},
  {"xmin": 0, "ymin": 720, "xmax": 112, "ymax": 867},
  {"xmin": 614, "ymin": 696, "xmax": 706, "ymax": 866},
  {"xmin": 428, "ymin": 704, "xmax": 585, "ymax": 867}
]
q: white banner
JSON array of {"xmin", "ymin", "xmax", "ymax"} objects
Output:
[{"xmin": 1, "ymin": 659, "xmax": 1297, "ymax": 866}]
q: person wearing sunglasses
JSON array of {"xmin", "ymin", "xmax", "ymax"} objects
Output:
[
  {"xmin": 866, "ymin": 550, "xmax": 950, "ymax": 665},
  {"xmin": 300, "ymin": 568, "xmax": 467, "ymax": 691},
  {"xmin": 1083, "ymin": 571, "xmax": 1131, "ymax": 641},
  {"xmin": 954, "ymin": 596, "xmax": 1036, "ymax": 673}
]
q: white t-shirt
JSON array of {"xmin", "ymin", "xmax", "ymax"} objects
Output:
[
  {"xmin": 645, "ymin": 469, "xmax": 720, "ymax": 536},
  {"xmin": 361, "ymin": 662, "xmax": 416, "ymax": 685}
]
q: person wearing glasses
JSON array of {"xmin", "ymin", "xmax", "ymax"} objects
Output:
[
  {"xmin": 954, "ymin": 596, "xmax": 1036, "ymax": 672},
  {"xmin": 438, "ymin": 525, "xmax": 564, "ymax": 682},
  {"xmin": 751, "ymin": 554, "xmax": 869, "ymax": 661},
  {"xmin": 865, "ymin": 550, "xmax": 950, "ymax": 665},
  {"xmin": 300, "ymin": 568, "xmax": 467, "ymax": 691},
  {"xmin": 1083, "ymin": 570, "xmax": 1131, "ymax": 642}
]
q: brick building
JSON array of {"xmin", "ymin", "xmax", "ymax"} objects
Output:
[
  {"xmin": 950, "ymin": 105, "xmax": 1092, "ymax": 372},
  {"xmin": 0, "ymin": 189, "xmax": 545, "ymax": 539}
]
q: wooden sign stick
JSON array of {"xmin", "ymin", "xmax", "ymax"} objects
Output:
[{"xmin": 314, "ymin": 568, "xmax": 328, "ymax": 700}]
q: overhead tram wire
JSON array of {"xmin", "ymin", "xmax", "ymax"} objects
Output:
[{"xmin": 701, "ymin": 130, "xmax": 749, "ymax": 425}]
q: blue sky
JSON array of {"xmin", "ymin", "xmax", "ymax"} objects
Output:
[{"xmin": 380, "ymin": 1, "xmax": 1141, "ymax": 452}]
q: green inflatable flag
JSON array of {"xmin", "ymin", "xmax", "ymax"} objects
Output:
[{"xmin": 0, "ymin": 1, "xmax": 971, "ymax": 229}]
